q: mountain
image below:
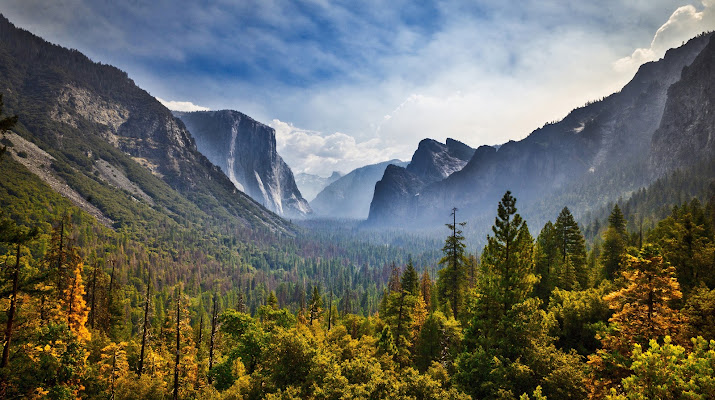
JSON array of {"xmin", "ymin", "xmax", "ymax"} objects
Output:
[
  {"xmin": 295, "ymin": 171, "xmax": 342, "ymax": 202},
  {"xmin": 366, "ymin": 33, "xmax": 713, "ymax": 230},
  {"xmin": 650, "ymin": 33, "xmax": 715, "ymax": 176},
  {"xmin": 406, "ymin": 138, "xmax": 476, "ymax": 185},
  {"xmin": 175, "ymin": 110, "xmax": 311, "ymax": 218},
  {"xmin": 0, "ymin": 15, "xmax": 291, "ymax": 233},
  {"xmin": 310, "ymin": 159, "xmax": 407, "ymax": 219},
  {"xmin": 368, "ymin": 138, "xmax": 475, "ymax": 224}
]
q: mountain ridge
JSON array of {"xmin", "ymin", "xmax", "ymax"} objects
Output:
[
  {"xmin": 175, "ymin": 110, "xmax": 311, "ymax": 218},
  {"xmin": 366, "ymin": 32, "xmax": 713, "ymax": 230},
  {"xmin": 0, "ymin": 14, "xmax": 292, "ymax": 233}
]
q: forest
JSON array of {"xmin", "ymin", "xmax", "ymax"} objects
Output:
[{"xmin": 2, "ymin": 160, "xmax": 715, "ymax": 399}]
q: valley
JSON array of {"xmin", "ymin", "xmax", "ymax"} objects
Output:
[{"xmin": 0, "ymin": 10, "xmax": 714, "ymax": 400}]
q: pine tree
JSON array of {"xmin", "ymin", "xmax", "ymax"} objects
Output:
[
  {"xmin": 387, "ymin": 262, "xmax": 401, "ymax": 293},
  {"xmin": 377, "ymin": 325, "xmax": 397, "ymax": 358},
  {"xmin": 601, "ymin": 205, "xmax": 629, "ymax": 279},
  {"xmin": 456, "ymin": 192, "xmax": 582, "ymax": 400},
  {"xmin": 609, "ymin": 204, "xmax": 627, "ymax": 236},
  {"xmin": 437, "ymin": 208, "xmax": 469, "ymax": 320},
  {"xmin": 534, "ymin": 221, "xmax": 558, "ymax": 302},
  {"xmin": 479, "ymin": 191, "xmax": 536, "ymax": 316},
  {"xmin": 650, "ymin": 199, "xmax": 715, "ymax": 291},
  {"xmin": 401, "ymin": 259, "xmax": 419, "ymax": 296},
  {"xmin": 554, "ymin": 207, "xmax": 588, "ymax": 289},
  {"xmin": 0, "ymin": 221, "xmax": 38, "ymax": 368},
  {"xmin": 267, "ymin": 291, "xmax": 278, "ymax": 309},
  {"xmin": 308, "ymin": 286, "xmax": 323, "ymax": 325}
]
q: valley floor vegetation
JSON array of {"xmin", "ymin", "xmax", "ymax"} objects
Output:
[{"xmin": 1, "ymin": 185, "xmax": 715, "ymax": 399}]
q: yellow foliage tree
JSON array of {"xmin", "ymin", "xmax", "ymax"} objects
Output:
[
  {"xmin": 587, "ymin": 245, "xmax": 684, "ymax": 399},
  {"xmin": 64, "ymin": 262, "xmax": 91, "ymax": 343}
]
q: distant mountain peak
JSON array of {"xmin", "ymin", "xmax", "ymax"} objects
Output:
[{"xmin": 175, "ymin": 110, "xmax": 311, "ymax": 218}]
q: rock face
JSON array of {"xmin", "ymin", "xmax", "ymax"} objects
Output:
[
  {"xmin": 0, "ymin": 15, "xmax": 291, "ymax": 232},
  {"xmin": 368, "ymin": 138, "xmax": 474, "ymax": 224},
  {"xmin": 366, "ymin": 33, "xmax": 713, "ymax": 229},
  {"xmin": 295, "ymin": 171, "xmax": 342, "ymax": 202},
  {"xmin": 310, "ymin": 160, "xmax": 407, "ymax": 219},
  {"xmin": 406, "ymin": 138, "xmax": 476, "ymax": 185},
  {"xmin": 650, "ymin": 34, "xmax": 715, "ymax": 176},
  {"xmin": 176, "ymin": 110, "xmax": 311, "ymax": 218},
  {"xmin": 368, "ymin": 165, "xmax": 425, "ymax": 223}
]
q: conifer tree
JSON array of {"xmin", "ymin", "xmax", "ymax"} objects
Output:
[
  {"xmin": 478, "ymin": 191, "xmax": 536, "ymax": 316},
  {"xmin": 650, "ymin": 199, "xmax": 715, "ymax": 291},
  {"xmin": 437, "ymin": 208, "xmax": 468, "ymax": 320},
  {"xmin": 0, "ymin": 222, "xmax": 38, "ymax": 368},
  {"xmin": 387, "ymin": 262, "xmax": 402, "ymax": 293},
  {"xmin": 601, "ymin": 205, "xmax": 629, "ymax": 279},
  {"xmin": 308, "ymin": 286, "xmax": 323, "ymax": 325},
  {"xmin": 554, "ymin": 207, "xmax": 588, "ymax": 289},
  {"xmin": 138, "ymin": 269, "xmax": 152, "ymax": 377},
  {"xmin": 267, "ymin": 291, "xmax": 278, "ymax": 309},
  {"xmin": 456, "ymin": 192, "xmax": 583, "ymax": 400},
  {"xmin": 419, "ymin": 270, "xmax": 432, "ymax": 312},
  {"xmin": 401, "ymin": 259, "xmax": 419, "ymax": 296},
  {"xmin": 534, "ymin": 221, "xmax": 558, "ymax": 302}
]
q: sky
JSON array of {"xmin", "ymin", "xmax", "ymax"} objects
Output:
[{"xmin": 2, "ymin": 1, "xmax": 715, "ymax": 176}]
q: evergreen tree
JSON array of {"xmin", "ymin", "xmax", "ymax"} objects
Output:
[
  {"xmin": 377, "ymin": 325, "xmax": 397, "ymax": 358},
  {"xmin": 267, "ymin": 291, "xmax": 278, "ymax": 309},
  {"xmin": 419, "ymin": 270, "xmax": 432, "ymax": 312},
  {"xmin": 387, "ymin": 262, "xmax": 401, "ymax": 293},
  {"xmin": 609, "ymin": 204, "xmax": 627, "ymax": 236},
  {"xmin": 437, "ymin": 208, "xmax": 469, "ymax": 320},
  {"xmin": 534, "ymin": 221, "xmax": 558, "ymax": 303},
  {"xmin": 308, "ymin": 286, "xmax": 323, "ymax": 325},
  {"xmin": 601, "ymin": 205, "xmax": 629, "ymax": 280},
  {"xmin": 479, "ymin": 191, "xmax": 536, "ymax": 316},
  {"xmin": 457, "ymin": 192, "xmax": 584, "ymax": 400},
  {"xmin": 650, "ymin": 199, "xmax": 715, "ymax": 291},
  {"xmin": 554, "ymin": 207, "xmax": 588, "ymax": 289},
  {"xmin": 401, "ymin": 259, "xmax": 419, "ymax": 296},
  {"xmin": 0, "ymin": 221, "xmax": 38, "ymax": 368}
]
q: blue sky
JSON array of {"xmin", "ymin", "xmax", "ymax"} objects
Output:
[{"xmin": 3, "ymin": 1, "xmax": 715, "ymax": 175}]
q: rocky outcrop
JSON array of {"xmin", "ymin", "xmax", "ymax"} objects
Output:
[
  {"xmin": 650, "ymin": 33, "xmax": 715, "ymax": 176},
  {"xmin": 310, "ymin": 160, "xmax": 407, "ymax": 219},
  {"xmin": 367, "ymin": 165, "xmax": 424, "ymax": 223},
  {"xmin": 406, "ymin": 138, "xmax": 475, "ymax": 185},
  {"xmin": 367, "ymin": 138, "xmax": 474, "ymax": 225},
  {"xmin": 176, "ymin": 110, "xmax": 311, "ymax": 218}
]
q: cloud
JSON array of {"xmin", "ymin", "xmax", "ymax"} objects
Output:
[
  {"xmin": 156, "ymin": 97, "xmax": 210, "ymax": 112},
  {"xmin": 5, "ymin": 0, "xmax": 715, "ymax": 177},
  {"xmin": 614, "ymin": 1, "xmax": 715, "ymax": 73},
  {"xmin": 270, "ymin": 119, "xmax": 408, "ymax": 176}
]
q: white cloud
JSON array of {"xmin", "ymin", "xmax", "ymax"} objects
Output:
[
  {"xmin": 156, "ymin": 97, "xmax": 210, "ymax": 112},
  {"xmin": 6, "ymin": 0, "xmax": 715, "ymax": 178},
  {"xmin": 270, "ymin": 119, "xmax": 408, "ymax": 176},
  {"xmin": 614, "ymin": 1, "xmax": 715, "ymax": 73}
]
